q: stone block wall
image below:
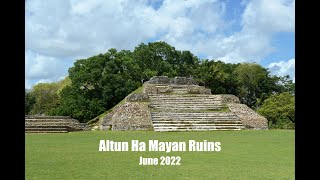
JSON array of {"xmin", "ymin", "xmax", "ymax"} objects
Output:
[
  {"xmin": 186, "ymin": 86, "xmax": 212, "ymax": 94},
  {"xmin": 227, "ymin": 103, "xmax": 268, "ymax": 130},
  {"xmin": 219, "ymin": 94, "xmax": 241, "ymax": 103},
  {"xmin": 143, "ymin": 84, "xmax": 173, "ymax": 94},
  {"xmin": 145, "ymin": 76, "xmax": 197, "ymax": 85},
  {"xmin": 145, "ymin": 76, "xmax": 170, "ymax": 84},
  {"xmin": 25, "ymin": 115, "xmax": 88, "ymax": 132},
  {"xmin": 170, "ymin": 76, "xmax": 197, "ymax": 85},
  {"xmin": 126, "ymin": 93, "xmax": 149, "ymax": 102},
  {"xmin": 100, "ymin": 92, "xmax": 154, "ymax": 131},
  {"xmin": 111, "ymin": 102, "xmax": 154, "ymax": 131}
]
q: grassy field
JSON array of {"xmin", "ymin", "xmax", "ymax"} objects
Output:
[{"xmin": 25, "ymin": 130, "xmax": 294, "ymax": 180}]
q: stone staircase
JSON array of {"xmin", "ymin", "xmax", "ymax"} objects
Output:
[
  {"xmin": 149, "ymin": 94, "xmax": 224, "ymax": 110},
  {"xmin": 25, "ymin": 116, "xmax": 86, "ymax": 133},
  {"xmin": 148, "ymin": 86, "xmax": 244, "ymax": 132}
]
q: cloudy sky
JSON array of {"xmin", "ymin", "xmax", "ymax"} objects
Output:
[{"xmin": 25, "ymin": 0, "xmax": 295, "ymax": 89}]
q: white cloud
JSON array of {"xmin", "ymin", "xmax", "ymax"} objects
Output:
[
  {"xmin": 25, "ymin": 0, "xmax": 295, "ymax": 88},
  {"xmin": 168, "ymin": 0, "xmax": 294, "ymax": 63},
  {"xmin": 268, "ymin": 58, "xmax": 295, "ymax": 82},
  {"xmin": 25, "ymin": 50, "xmax": 71, "ymax": 88},
  {"xmin": 241, "ymin": 0, "xmax": 295, "ymax": 34}
]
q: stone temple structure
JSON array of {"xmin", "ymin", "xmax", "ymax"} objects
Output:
[
  {"xmin": 25, "ymin": 116, "xmax": 87, "ymax": 133},
  {"xmin": 100, "ymin": 76, "xmax": 268, "ymax": 132}
]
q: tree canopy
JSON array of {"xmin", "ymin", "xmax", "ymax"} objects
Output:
[{"xmin": 257, "ymin": 92, "xmax": 295, "ymax": 129}]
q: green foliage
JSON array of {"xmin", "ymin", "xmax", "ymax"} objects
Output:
[
  {"xmin": 29, "ymin": 82, "xmax": 60, "ymax": 115},
  {"xmin": 233, "ymin": 63, "xmax": 278, "ymax": 108},
  {"xmin": 276, "ymin": 75, "xmax": 295, "ymax": 94},
  {"xmin": 56, "ymin": 76, "xmax": 72, "ymax": 94},
  {"xmin": 195, "ymin": 60, "xmax": 238, "ymax": 94},
  {"xmin": 26, "ymin": 76, "xmax": 72, "ymax": 115},
  {"xmin": 25, "ymin": 89, "xmax": 35, "ymax": 115},
  {"xmin": 51, "ymin": 49, "xmax": 142, "ymax": 122},
  {"xmin": 257, "ymin": 92, "xmax": 295, "ymax": 129},
  {"xmin": 269, "ymin": 118, "xmax": 295, "ymax": 129}
]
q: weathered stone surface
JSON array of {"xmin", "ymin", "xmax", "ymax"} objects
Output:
[
  {"xmin": 219, "ymin": 94, "xmax": 240, "ymax": 103},
  {"xmin": 100, "ymin": 105, "xmax": 122, "ymax": 130},
  {"xmin": 227, "ymin": 103, "xmax": 268, "ymax": 130},
  {"xmin": 144, "ymin": 84, "xmax": 173, "ymax": 94},
  {"xmin": 187, "ymin": 86, "xmax": 212, "ymax": 94},
  {"xmin": 126, "ymin": 93, "xmax": 149, "ymax": 102},
  {"xmin": 145, "ymin": 76, "xmax": 170, "ymax": 84},
  {"xmin": 25, "ymin": 116, "xmax": 88, "ymax": 132},
  {"xmin": 145, "ymin": 76, "xmax": 197, "ymax": 85},
  {"xmin": 100, "ymin": 76, "xmax": 269, "ymax": 131},
  {"xmin": 170, "ymin": 76, "xmax": 197, "ymax": 85},
  {"xmin": 111, "ymin": 102, "xmax": 154, "ymax": 130}
]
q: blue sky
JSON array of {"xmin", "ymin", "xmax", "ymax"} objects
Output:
[{"xmin": 25, "ymin": 0, "xmax": 295, "ymax": 88}]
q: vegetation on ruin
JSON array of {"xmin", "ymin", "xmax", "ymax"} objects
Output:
[{"xmin": 25, "ymin": 41, "xmax": 295, "ymax": 128}]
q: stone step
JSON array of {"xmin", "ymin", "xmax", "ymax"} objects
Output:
[
  {"xmin": 148, "ymin": 93, "xmax": 217, "ymax": 96},
  {"xmin": 151, "ymin": 113, "xmax": 238, "ymax": 118},
  {"xmin": 153, "ymin": 124, "xmax": 243, "ymax": 126},
  {"xmin": 152, "ymin": 118, "xmax": 239, "ymax": 122},
  {"xmin": 150, "ymin": 100, "xmax": 220, "ymax": 102},
  {"xmin": 150, "ymin": 99, "xmax": 219, "ymax": 102},
  {"xmin": 150, "ymin": 103, "xmax": 222, "ymax": 105},
  {"xmin": 150, "ymin": 113, "xmax": 238, "ymax": 117},
  {"xmin": 25, "ymin": 116, "xmax": 70, "ymax": 119},
  {"xmin": 25, "ymin": 125, "xmax": 69, "ymax": 128},
  {"xmin": 151, "ymin": 112, "xmax": 234, "ymax": 115},
  {"xmin": 172, "ymin": 88, "xmax": 187, "ymax": 90},
  {"xmin": 151, "ymin": 109, "xmax": 225, "ymax": 112},
  {"xmin": 152, "ymin": 121, "xmax": 242, "ymax": 124},
  {"xmin": 148, "ymin": 95, "xmax": 219, "ymax": 98},
  {"xmin": 172, "ymin": 90, "xmax": 188, "ymax": 93},
  {"xmin": 171, "ymin": 86, "xmax": 189, "ymax": 89},
  {"xmin": 150, "ymin": 103, "xmax": 221, "ymax": 105},
  {"xmin": 154, "ymin": 125, "xmax": 243, "ymax": 129},
  {"xmin": 153, "ymin": 127, "xmax": 244, "ymax": 131},
  {"xmin": 150, "ymin": 102, "xmax": 223, "ymax": 105},
  {"xmin": 154, "ymin": 126, "xmax": 242, "ymax": 130},
  {"xmin": 25, "ymin": 127, "xmax": 68, "ymax": 131},
  {"xmin": 152, "ymin": 120, "xmax": 241, "ymax": 123},
  {"xmin": 149, "ymin": 97, "xmax": 219, "ymax": 100},
  {"xmin": 154, "ymin": 128, "xmax": 241, "ymax": 132},
  {"xmin": 150, "ymin": 106, "xmax": 224, "ymax": 109},
  {"xmin": 25, "ymin": 122, "xmax": 71, "ymax": 125},
  {"xmin": 150, "ymin": 105, "xmax": 223, "ymax": 108},
  {"xmin": 25, "ymin": 119, "xmax": 77, "ymax": 122},
  {"xmin": 150, "ymin": 98, "xmax": 220, "ymax": 100},
  {"xmin": 25, "ymin": 131, "xmax": 69, "ymax": 133},
  {"xmin": 149, "ymin": 94, "xmax": 217, "ymax": 97}
]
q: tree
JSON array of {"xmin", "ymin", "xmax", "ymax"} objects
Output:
[
  {"xmin": 133, "ymin": 41, "xmax": 181, "ymax": 80},
  {"xmin": 51, "ymin": 49, "xmax": 142, "ymax": 122},
  {"xmin": 29, "ymin": 82, "xmax": 60, "ymax": 115},
  {"xmin": 27, "ymin": 76, "xmax": 72, "ymax": 115},
  {"xmin": 276, "ymin": 75, "xmax": 295, "ymax": 95},
  {"xmin": 233, "ymin": 63, "xmax": 275, "ymax": 108},
  {"xmin": 195, "ymin": 60, "xmax": 238, "ymax": 94},
  {"xmin": 257, "ymin": 92, "xmax": 295, "ymax": 129},
  {"xmin": 25, "ymin": 89, "xmax": 35, "ymax": 115}
]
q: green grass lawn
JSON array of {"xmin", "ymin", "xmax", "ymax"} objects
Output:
[{"xmin": 26, "ymin": 130, "xmax": 294, "ymax": 180}]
